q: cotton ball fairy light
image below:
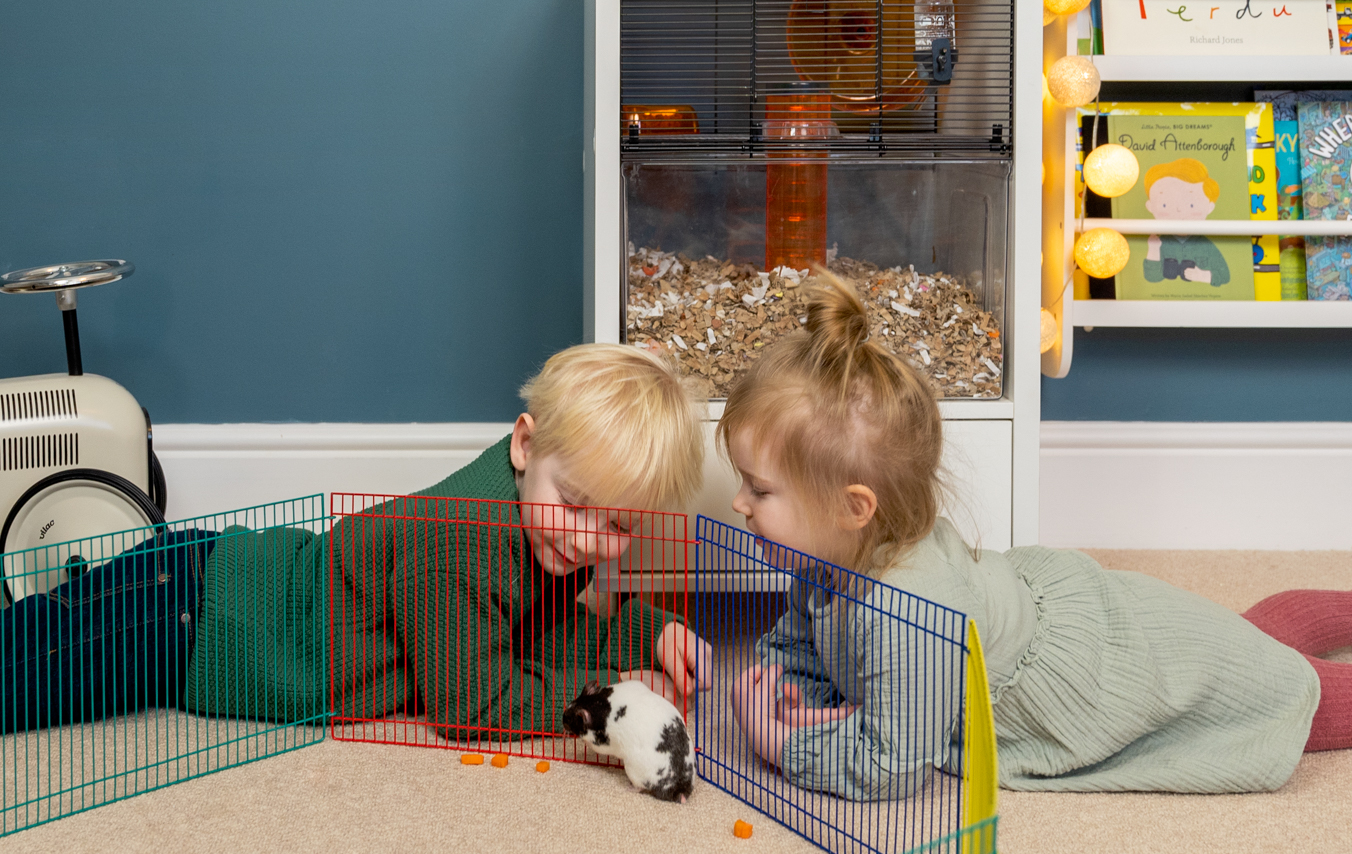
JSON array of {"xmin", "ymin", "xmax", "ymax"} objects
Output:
[
  {"xmin": 1045, "ymin": 0, "xmax": 1093, "ymax": 14},
  {"xmin": 1043, "ymin": 7, "xmax": 1058, "ymax": 25},
  {"xmin": 1046, "ymin": 55, "xmax": 1100, "ymax": 108},
  {"xmin": 1083, "ymin": 144, "xmax": 1139, "ymax": 197},
  {"xmin": 1074, "ymin": 228, "xmax": 1130, "ymax": 278},
  {"xmin": 1039, "ymin": 308, "xmax": 1059, "ymax": 354}
]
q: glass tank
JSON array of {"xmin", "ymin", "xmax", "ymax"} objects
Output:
[{"xmin": 622, "ymin": 159, "xmax": 1009, "ymax": 399}]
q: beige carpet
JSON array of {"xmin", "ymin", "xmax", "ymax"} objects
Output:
[{"xmin": 1, "ymin": 549, "xmax": 1348, "ymax": 854}]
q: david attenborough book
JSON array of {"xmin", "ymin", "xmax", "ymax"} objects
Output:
[
  {"xmin": 1107, "ymin": 112, "xmax": 1259, "ymax": 300},
  {"xmin": 1298, "ymin": 100, "xmax": 1352, "ymax": 299}
]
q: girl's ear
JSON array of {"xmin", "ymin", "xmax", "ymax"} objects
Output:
[
  {"xmin": 510, "ymin": 413, "xmax": 536, "ymax": 472},
  {"xmin": 839, "ymin": 484, "xmax": 878, "ymax": 532}
]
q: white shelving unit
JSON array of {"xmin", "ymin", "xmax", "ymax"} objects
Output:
[
  {"xmin": 1073, "ymin": 299, "xmax": 1352, "ymax": 328},
  {"xmin": 1092, "ymin": 55, "xmax": 1352, "ymax": 83},
  {"xmin": 587, "ymin": 0, "xmax": 1044, "ymax": 561},
  {"xmin": 1041, "ymin": 37, "xmax": 1352, "ymax": 369}
]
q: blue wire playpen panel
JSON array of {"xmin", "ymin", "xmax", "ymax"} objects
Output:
[
  {"xmin": 692, "ymin": 515, "xmax": 987, "ymax": 854},
  {"xmin": 0, "ymin": 495, "xmax": 328, "ymax": 836}
]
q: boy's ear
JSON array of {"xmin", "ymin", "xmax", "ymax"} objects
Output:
[
  {"xmin": 510, "ymin": 413, "xmax": 536, "ymax": 473},
  {"xmin": 839, "ymin": 484, "xmax": 878, "ymax": 532}
]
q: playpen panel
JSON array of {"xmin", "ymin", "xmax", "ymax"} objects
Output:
[
  {"xmin": 0, "ymin": 496, "xmax": 329, "ymax": 837},
  {"xmin": 693, "ymin": 515, "xmax": 992, "ymax": 854},
  {"xmin": 327, "ymin": 493, "xmax": 691, "ymax": 767}
]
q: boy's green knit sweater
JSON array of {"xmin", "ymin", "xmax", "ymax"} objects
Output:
[{"xmin": 182, "ymin": 436, "xmax": 673, "ymax": 737}]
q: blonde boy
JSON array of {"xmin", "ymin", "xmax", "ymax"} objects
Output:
[{"xmin": 183, "ymin": 344, "xmax": 712, "ymax": 737}]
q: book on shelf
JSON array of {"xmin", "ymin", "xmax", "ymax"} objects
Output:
[
  {"xmin": 1077, "ymin": 102, "xmax": 1279, "ymax": 301},
  {"xmin": 1076, "ymin": 0, "xmax": 1104, "ymax": 56},
  {"xmin": 1101, "ymin": 0, "xmax": 1328, "ymax": 56},
  {"xmin": 1256, "ymin": 90, "xmax": 1352, "ymax": 298},
  {"xmin": 1297, "ymin": 100, "xmax": 1352, "ymax": 299},
  {"xmin": 1335, "ymin": 0, "xmax": 1352, "ymax": 53}
]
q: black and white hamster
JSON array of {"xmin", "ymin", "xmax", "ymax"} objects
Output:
[{"xmin": 561, "ymin": 679, "xmax": 695, "ymax": 803}]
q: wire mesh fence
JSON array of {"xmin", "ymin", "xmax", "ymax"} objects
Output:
[
  {"xmin": 692, "ymin": 514, "xmax": 995, "ymax": 854},
  {"xmin": 327, "ymin": 493, "xmax": 692, "ymax": 767},
  {"xmin": 0, "ymin": 495, "xmax": 328, "ymax": 837}
]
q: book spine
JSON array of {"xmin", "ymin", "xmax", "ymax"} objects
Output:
[{"xmin": 1274, "ymin": 119, "xmax": 1308, "ymax": 300}]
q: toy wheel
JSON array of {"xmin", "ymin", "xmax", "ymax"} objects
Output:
[
  {"xmin": 0, "ymin": 468, "xmax": 164, "ymax": 605},
  {"xmin": 0, "ymin": 260, "xmax": 134, "ymax": 293}
]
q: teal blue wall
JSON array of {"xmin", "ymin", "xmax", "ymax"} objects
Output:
[
  {"xmin": 1041, "ymin": 328, "xmax": 1352, "ymax": 421},
  {"xmin": 0, "ymin": 1, "xmax": 582, "ymax": 422},
  {"xmin": 3, "ymin": 4, "xmax": 1345, "ymax": 423}
]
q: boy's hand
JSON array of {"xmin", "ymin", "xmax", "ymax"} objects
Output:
[
  {"xmin": 618, "ymin": 670, "xmax": 680, "ymax": 707},
  {"xmin": 730, "ymin": 664, "xmax": 789, "ymax": 764},
  {"xmin": 1181, "ymin": 266, "xmax": 1212, "ymax": 283},
  {"xmin": 778, "ymin": 683, "xmax": 859, "ymax": 729},
  {"xmin": 1146, "ymin": 234, "xmax": 1161, "ymax": 260},
  {"xmin": 655, "ymin": 621, "xmax": 714, "ymax": 699}
]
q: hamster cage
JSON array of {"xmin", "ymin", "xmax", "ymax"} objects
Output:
[{"xmin": 584, "ymin": 0, "xmax": 1042, "ymax": 553}]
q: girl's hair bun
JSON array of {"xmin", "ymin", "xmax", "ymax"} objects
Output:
[{"xmin": 805, "ymin": 268, "xmax": 870, "ymax": 353}]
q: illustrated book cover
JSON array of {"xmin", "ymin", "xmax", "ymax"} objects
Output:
[
  {"xmin": 1256, "ymin": 90, "xmax": 1352, "ymax": 297},
  {"xmin": 1077, "ymin": 102, "xmax": 1278, "ymax": 300},
  {"xmin": 1102, "ymin": 0, "xmax": 1328, "ymax": 56},
  {"xmin": 1298, "ymin": 100, "xmax": 1352, "ymax": 299}
]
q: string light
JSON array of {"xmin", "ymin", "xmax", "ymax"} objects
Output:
[
  {"xmin": 1046, "ymin": 56, "xmax": 1100, "ymax": 108},
  {"xmin": 1043, "ymin": 8, "xmax": 1058, "ymax": 25},
  {"xmin": 1074, "ymin": 228, "xmax": 1130, "ymax": 278},
  {"xmin": 1083, "ymin": 143, "xmax": 1140, "ymax": 197},
  {"xmin": 1045, "ymin": 0, "xmax": 1093, "ymax": 14},
  {"xmin": 1039, "ymin": 308, "xmax": 1059, "ymax": 354}
]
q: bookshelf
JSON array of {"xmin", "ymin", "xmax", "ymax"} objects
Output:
[
  {"xmin": 1041, "ymin": 29, "xmax": 1352, "ymax": 377},
  {"xmin": 1092, "ymin": 55, "xmax": 1352, "ymax": 83}
]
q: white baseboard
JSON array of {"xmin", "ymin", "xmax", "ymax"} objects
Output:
[
  {"xmin": 153, "ymin": 423, "xmax": 513, "ymax": 522},
  {"xmin": 1040, "ymin": 421, "xmax": 1352, "ymax": 550},
  {"xmin": 155, "ymin": 422, "xmax": 1352, "ymax": 551}
]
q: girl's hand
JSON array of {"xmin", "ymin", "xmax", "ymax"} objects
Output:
[
  {"xmin": 778, "ymin": 683, "xmax": 859, "ymax": 729},
  {"xmin": 655, "ymin": 621, "xmax": 714, "ymax": 699},
  {"xmin": 617, "ymin": 670, "xmax": 680, "ymax": 707},
  {"xmin": 730, "ymin": 664, "xmax": 788, "ymax": 764}
]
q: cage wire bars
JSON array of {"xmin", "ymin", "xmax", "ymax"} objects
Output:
[
  {"xmin": 0, "ymin": 495, "xmax": 329, "ymax": 837},
  {"xmin": 327, "ymin": 493, "xmax": 693, "ymax": 767},
  {"xmin": 693, "ymin": 515, "xmax": 997, "ymax": 854},
  {"xmin": 0, "ymin": 494, "xmax": 997, "ymax": 852}
]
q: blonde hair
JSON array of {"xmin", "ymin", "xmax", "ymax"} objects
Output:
[
  {"xmin": 520, "ymin": 343, "xmax": 704, "ymax": 512},
  {"xmin": 717, "ymin": 272, "xmax": 944, "ymax": 578},
  {"xmin": 1144, "ymin": 157, "xmax": 1220, "ymax": 202}
]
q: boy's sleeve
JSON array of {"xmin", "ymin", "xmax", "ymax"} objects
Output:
[
  {"xmin": 402, "ymin": 550, "xmax": 619, "ymax": 739},
  {"xmin": 755, "ymin": 578, "xmax": 840, "ymax": 708},
  {"xmin": 776, "ymin": 609, "xmax": 964, "ymax": 801},
  {"xmin": 602, "ymin": 596, "xmax": 678, "ymax": 673},
  {"xmin": 1199, "ymin": 236, "xmax": 1230, "ymax": 285}
]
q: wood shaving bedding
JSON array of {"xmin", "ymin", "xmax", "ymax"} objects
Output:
[{"xmin": 625, "ymin": 246, "xmax": 1003, "ymax": 400}]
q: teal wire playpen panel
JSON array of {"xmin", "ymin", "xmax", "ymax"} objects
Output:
[{"xmin": 0, "ymin": 495, "xmax": 328, "ymax": 836}]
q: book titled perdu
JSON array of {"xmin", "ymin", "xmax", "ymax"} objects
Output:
[{"xmin": 1103, "ymin": 0, "xmax": 1328, "ymax": 56}]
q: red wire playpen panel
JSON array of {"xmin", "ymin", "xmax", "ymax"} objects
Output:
[{"xmin": 327, "ymin": 493, "xmax": 691, "ymax": 767}]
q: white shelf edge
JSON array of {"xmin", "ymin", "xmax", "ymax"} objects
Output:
[
  {"xmin": 1092, "ymin": 54, "xmax": 1352, "ymax": 82},
  {"xmin": 1080, "ymin": 218, "xmax": 1352, "ymax": 237},
  {"xmin": 1071, "ymin": 299, "xmax": 1352, "ymax": 327}
]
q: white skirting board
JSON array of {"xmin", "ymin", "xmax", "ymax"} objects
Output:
[
  {"xmin": 153, "ymin": 423, "xmax": 515, "ymax": 523},
  {"xmin": 154, "ymin": 421, "xmax": 1014, "ymax": 552},
  {"xmin": 1041, "ymin": 421, "xmax": 1352, "ymax": 551},
  {"xmin": 154, "ymin": 422, "xmax": 1352, "ymax": 551}
]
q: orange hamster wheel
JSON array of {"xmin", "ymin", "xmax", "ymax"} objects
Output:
[{"xmin": 785, "ymin": 0, "xmax": 929, "ymax": 116}]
